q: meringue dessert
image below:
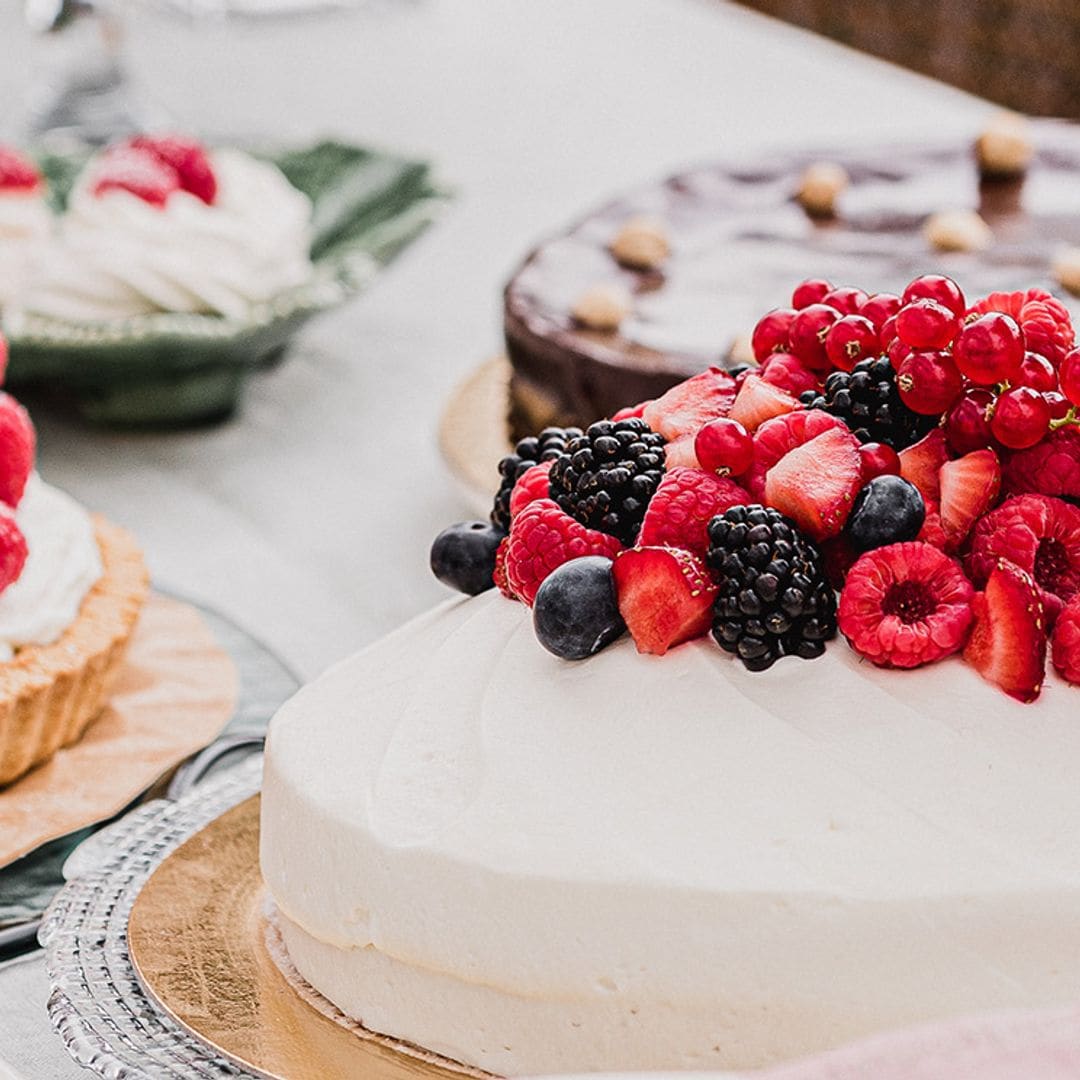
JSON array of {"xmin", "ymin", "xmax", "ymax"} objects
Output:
[
  {"xmin": 12, "ymin": 135, "xmax": 314, "ymax": 323},
  {"xmin": 0, "ymin": 147, "xmax": 52, "ymax": 314}
]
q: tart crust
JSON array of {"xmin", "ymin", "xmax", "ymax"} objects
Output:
[{"xmin": 0, "ymin": 516, "xmax": 149, "ymax": 787}]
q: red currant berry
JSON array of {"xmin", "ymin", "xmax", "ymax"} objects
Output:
[
  {"xmin": 879, "ymin": 314, "xmax": 899, "ymax": 348},
  {"xmin": 953, "ymin": 312, "xmax": 1025, "ymax": 385},
  {"xmin": 1045, "ymin": 390, "xmax": 1073, "ymax": 421},
  {"xmin": 990, "ymin": 386, "xmax": 1051, "ymax": 450},
  {"xmin": 859, "ymin": 292, "xmax": 901, "ymax": 332},
  {"xmin": 858, "ymin": 442, "xmax": 901, "ymax": 482},
  {"xmin": 759, "ymin": 351, "xmax": 819, "ymax": 396},
  {"xmin": 821, "ymin": 286, "xmax": 868, "ymax": 315},
  {"xmin": 694, "ymin": 417, "xmax": 753, "ymax": 476},
  {"xmin": 945, "ymin": 388, "xmax": 996, "ymax": 454},
  {"xmin": 901, "ymin": 274, "xmax": 966, "ymax": 318},
  {"xmin": 788, "ymin": 303, "xmax": 840, "ymax": 373},
  {"xmin": 1015, "ymin": 351, "xmax": 1058, "ymax": 392},
  {"xmin": 791, "ymin": 278, "xmax": 833, "ymax": 309},
  {"xmin": 895, "ymin": 298, "xmax": 961, "ymax": 350},
  {"xmin": 1060, "ymin": 347, "xmax": 1080, "ymax": 407},
  {"xmin": 750, "ymin": 307, "xmax": 796, "ymax": 363},
  {"xmin": 896, "ymin": 350, "xmax": 964, "ymax": 415},
  {"xmin": 887, "ymin": 338, "xmax": 912, "ymax": 368},
  {"xmin": 824, "ymin": 314, "xmax": 879, "ymax": 372}
]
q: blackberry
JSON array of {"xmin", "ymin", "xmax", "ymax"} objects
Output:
[
  {"xmin": 800, "ymin": 355, "xmax": 935, "ymax": 450},
  {"xmin": 706, "ymin": 504, "xmax": 837, "ymax": 671},
  {"xmin": 549, "ymin": 418, "xmax": 667, "ymax": 545},
  {"xmin": 491, "ymin": 426, "xmax": 580, "ymax": 532}
]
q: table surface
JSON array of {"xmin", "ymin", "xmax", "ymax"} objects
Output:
[{"xmin": 0, "ymin": 0, "xmax": 990, "ymax": 1075}]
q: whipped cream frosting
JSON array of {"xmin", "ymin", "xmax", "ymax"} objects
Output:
[
  {"xmin": 0, "ymin": 190, "xmax": 53, "ymax": 312},
  {"xmin": 261, "ymin": 591, "xmax": 1080, "ymax": 1073},
  {"xmin": 0, "ymin": 475, "xmax": 102, "ymax": 661},
  {"xmin": 18, "ymin": 150, "xmax": 313, "ymax": 322}
]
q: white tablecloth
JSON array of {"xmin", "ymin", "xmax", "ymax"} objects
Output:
[{"xmin": 0, "ymin": 0, "xmax": 988, "ymax": 1074}]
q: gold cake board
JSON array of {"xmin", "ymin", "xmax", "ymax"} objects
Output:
[{"xmin": 127, "ymin": 795, "xmax": 486, "ymax": 1080}]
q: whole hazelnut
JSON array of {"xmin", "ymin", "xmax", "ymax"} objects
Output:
[
  {"xmin": 609, "ymin": 216, "xmax": 670, "ymax": 270},
  {"xmin": 976, "ymin": 112, "xmax": 1033, "ymax": 178},
  {"xmin": 1053, "ymin": 247, "xmax": 1080, "ymax": 297},
  {"xmin": 924, "ymin": 209, "xmax": 992, "ymax": 253},
  {"xmin": 797, "ymin": 162, "xmax": 849, "ymax": 218},
  {"xmin": 572, "ymin": 283, "xmax": 631, "ymax": 331}
]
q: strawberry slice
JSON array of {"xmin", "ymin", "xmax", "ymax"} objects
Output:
[
  {"xmin": 763, "ymin": 426, "xmax": 863, "ymax": 541},
  {"xmin": 642, "ymin": 368, "xmax": 736, "ymax": 441},
  {"xmin": 638, "ymin": 467, "xmax": 751, "ymax": 558},
  {"xmin": 938, "ymin": 448, "xmax": 1001, "ymax": 552},
  {"xmin": 663, "ymin": 433, "xmax": 700, "ymax": 469},
  {"xmin": 727, "ymin": 374, "xmax": 800, "ymax": 433},
  {"xmin": 611, "ymin": 399, "xmax": 651, "ymax": 421},
  {"xmin": 91, "ymin": 147, "xmax": 181, "ymax": 207},
  {"xmin": 612, "ymin": 546, "xmax": 717, "ymax": 655},
  {"xmin": 744, "ymin": 409, "xmax": 848, "ymax": 498},
  {"xmin": 963, "ymin": 561, "xmax": 1047, "ymax": 702},
  {"xmin": 128, "ymin": 134, "xmax": 217, "ymax": 204},
  {"xmin": 917, "ymin": 498, "xmax": 949, "ymax": 550},
  {"xmin": 898, "ymin": 427, "xmax": 949, "ymax": 503}
]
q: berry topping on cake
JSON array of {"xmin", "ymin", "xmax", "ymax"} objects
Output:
[
  {"xmin": 824, "ymin": 314, "xmax": 879, "ymax": 372},
  {"xmin": 707, "ymin": 505, "xmax": 836, "ymax": 670},
  {"xmin": 967, "ymin": 495, "xmax": 1080, "ymax": 621},
  {"xmin": 916, "ymin": 499, "xmax": 950, "ymax": 551},
  {"xmin": 612, "ymin": 546, "xmax": 717, "ymax": 656},
  {"xmin": 491, "ymin": 426, "xmax": 580, "ymax": 532},
  {"xmin": 750, "ymin": 308, "xmax": 796, "ymax": 363},
  {"xmin": 533, "ymin": 556, "xmax": 625, "ymax": 660},
  {"xmin": 902, "ymin": 274, "xmax": 966, "ymax": 317},
  {"xmin": 757, "ymin": 352, "xmax": 820, "ymax": 397},
  {"xmin": 802, "ymin": 356, "xmax": 936, "ymax": 449},
  {"xmin": 896, "ymin": 350, "xmax": 964, "ymax": 415},
  {"xmin": 611, "ymin": 400, "xmax": 650, "ymax": 421},
  {"xmin": 642, "ymin": 367, "xmax": 737, "ymax": 440},
  {"xmin": 944, "ymin": 387, "xmax": 996, "ymax": 455},
  {"xmin": 1002, "ymin": 426, "xmax": 1080, "ymax": 501},
  {"xmin": 858, "ymin": 442, "xmax": 901, "ymax": 483},
  {"xmin": 91, "ymin": 146, "xmax": 183, "ymax": 207},
  {"xmin": 727, "ymin": 374, "xmax": 800, "ymax": 432},
  {"xmin": 0, "ymin": 147, "xmax": 42, "ymax": 192},
  {"xmin": 963, "ymin": 561, "xmax": 1047, "ymax": 702},
  {"xmin": 846, "ymin": 475, "xmax": 926, "ymax": 552},
  {"xmin": 504, "ymin": 499, "xmax": 623, "ymax": 606},
  {"xmin": 127, "ymin": 134, "xmax": 217, "ymax": 204},
  {"xmin": 953, "ymin": 312, "xmax": 1025, "ymax": 386},
  {"xmin": 509, "ymin": 460, "xmax": 555, "ymax": 519},
  {"xmin": 549, "ymin": 419, "xmax": 667, "ymax": 545},
  {"xmin": 838, "ymin": 542, "xmax": 974, "ymax": 669},
  {"xmin": 0, "ymin": 508, "xmax": 27, "ymax": 595},
  {"xmin": 938, "ymin": 449, "xmax": 1002, "ymax": 551},
  {"xmin": 898, "ymin": 428, "xmax": 949, "ymax": 503},
  {"xmin": 788, "ymin": 303, "xmax": 841, "ymax": 372},
  {"xmin": 743, "ymin": 409, "xmax": 848, "ymax": 499},
  {"xmin": 637, "ymin": 467, "xmax": 751, "ymax": 558},
  {"xmin": 429, "ymin": 521, "xmax": 504, "ymax": 596},
  {"xmin": 764, "ymin": 425, "xmax": 863, "ymax": 541},
  {"xmin": 1050, "ymin": 594, "xmax": 1080, "ymax": 684},
  {"xmin": 493, "ymin": 536, "xmax": 516, "ymax": 600},
  {"xmin": 693, "ymin": 417, "xmax": 753, "ymax": 477},
  {"xmin": 967, "ymin": 288, "xmax": 1074, "ymax": 367},
  {"xmin": 0, "ymin": 393, "xmax": 36, "ymax": 509}
]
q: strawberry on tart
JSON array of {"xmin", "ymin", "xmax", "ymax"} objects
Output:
[
  {"xmin": 0, "ymin": 332, "xmax": 148, "ymax": 786},
  {"xmin": 262, "ymin": 274, "xmax": 1080, "ymax": 1073}
]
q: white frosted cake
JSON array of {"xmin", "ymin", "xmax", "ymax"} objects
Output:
[{"xmin": 260, "ymin": 590, "xmax": 1080, "ymax": 1074}]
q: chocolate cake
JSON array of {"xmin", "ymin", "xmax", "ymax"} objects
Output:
[{"xmin": 504, "ymin": 118, "xmax": 1080, "ymax": 437}]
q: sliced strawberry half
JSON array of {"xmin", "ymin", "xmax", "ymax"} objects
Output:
[
  {"xmin": 638, "ymin": 467, "xmax": 751, "ymax": 558},
  {"xmin": 727, "ymin": 374, "xmax": 800, "ymax": 433},
  {"xmin": 763, "ymin": 426, "xmax": 863, "ymax": 541},
  {"xmin": 963, "ymin": 561, "xmax": 1047, "ymax": 703},
  {"xmin": 744, "ymin": 409, "xmax": 848, "ymax": 499},
  {"xmin": 0, "ymin": 147, "xmax": 42, "ymax": 192},
  {"xmin": 128, "ymin": 134, "xmax": 217, "ymax": 204},
  {"xmin": 611, "ymin": 399, "xmax": 651, "ymax": 421},
  {"xmin": 898, "ymin": 427, "xmax": 949, "ymax": 504},
  {"xmin": 642, "ymin": 367, "xmax": 737, "ymax": 441},
  {"xmin": 938, "ymin": 448, "xmax": 1002, "ymax": 552},
  {"xmin": 612, "ymin": 546, "xmax": 717, "ymax": 655},
  {"xmin": 663, "ymin": 433, "xmax": 700, "ymax": 469}
]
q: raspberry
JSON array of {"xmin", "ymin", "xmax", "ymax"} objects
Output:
[
  {"xmin": 744, "ymin": 409, "xmax": 848, "ymax": 499},
  {"xmin": 127, "ymin": 135, "xmax": 217, "ymax": 204},
  {"xmin": 638, "ymin": 466, "xmax": 751, "ymax": 558},
  {"xmin": 0, "ymin": 146, "xmax": 42, "ymax": 191},
  {"xmin": 492, "ymin": 537, "xmax": 517, "ymax": 600},
  {"xmin": 0, "ymin": 508, "xmax": 27, "ymax": 594},
  {"xmin": 508, "ymin": 460, "xmax": 553, "ymax": 519},
  {"xmin": 968, "ymin": 288, "xmax": 1075, "ymax": 367},
  {"xmin": 838, "ymin": 542, "xmax": 975, "ymax": 668},
  {"xmin": 966, "ymin": 494, "xmax": 1080, "ymax": 622},
  {"xmin": 1002, "ymin": 426, "xmax": 1080, "ymax": 501},
  {"xmin": 91, "ymin": 147, "xmax": 181, "ymax": 208},
  {"xmin": 503, "ymin": 499, "xmax": 623, "ymax": 606},
  {"xmin": 1051, "ymin": 595, "xmax": 1080, "ymax": 684},
  {"xmin": 0, "ymin": 393, "xmax": 35, "ymax": 508}
]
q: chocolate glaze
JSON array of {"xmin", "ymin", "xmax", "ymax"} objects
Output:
[{"xmin": 504, "ymin": 119, "xmax": 1080, "ymax": 437}]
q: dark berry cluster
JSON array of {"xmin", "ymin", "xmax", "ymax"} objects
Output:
[
  {"xmin": 801, "ymin": 356, "xmax": 935, "ymax": 450},
  {"xmin": 491, "ymin": 426, "xmax": 580, "ymax": 532},
  {"xmin": 549, "ymin": 418, "xmax": 667, "ymax": 545},
  {"xmin": 707, "ymin": 505, "xmax": 836, "ymax": 671}
]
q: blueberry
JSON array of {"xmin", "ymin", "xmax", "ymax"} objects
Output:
[
  {"xmin": 532, "ymin": 556, "xmax": 625, "ymax": 660},
  {"xmin": 430, "ymin": 521, "xmax": 504, "ymax": 595},
  {"xmin": 847, "ymin": 475, "xmax": 925, "ymax": 552}
]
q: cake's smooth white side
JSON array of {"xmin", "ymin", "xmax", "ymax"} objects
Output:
[{"xmin": 260, "ymin": 591, "xmax": 1080, "ymax": 1074}]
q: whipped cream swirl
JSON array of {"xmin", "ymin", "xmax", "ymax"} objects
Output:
[
  {"xmin": 19, "ymin": 150, "xmax": 314, "ymax": 322},
  {"xmin": 0, "ymin": 190, "xmax": 53, "ymax": 312},
  {"xmin": 0, "ymin": 475, "xmax": 103, "ymax": 661}
]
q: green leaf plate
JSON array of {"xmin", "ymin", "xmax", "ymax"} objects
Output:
[{"xmin": 1, "ymin": 141, "xmax": 449, "ymax": 426}]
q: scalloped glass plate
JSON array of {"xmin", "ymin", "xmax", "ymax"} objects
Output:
[{"xmin": 3, "ymin": 141, "xmax": 448, "ymax": 426}]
